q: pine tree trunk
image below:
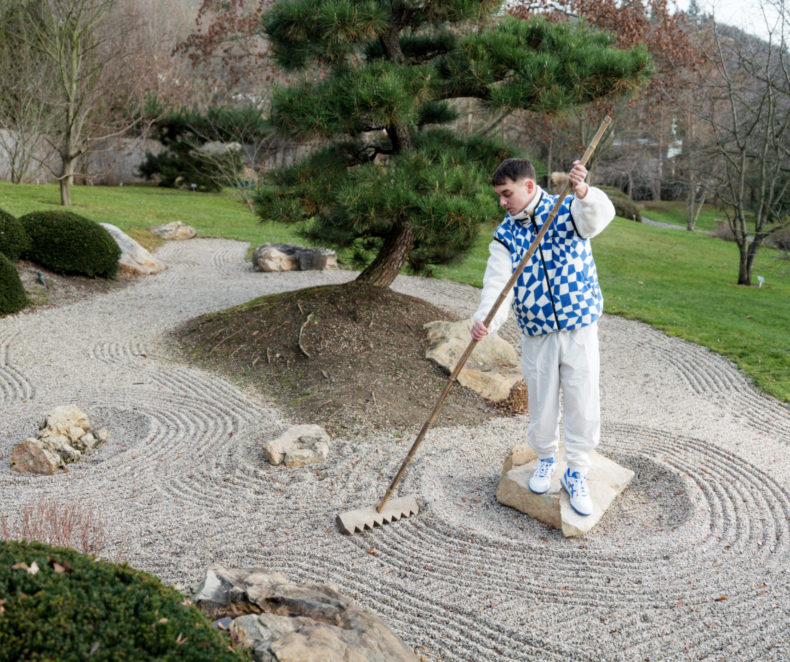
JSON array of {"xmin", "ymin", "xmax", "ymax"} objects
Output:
[{"xmin": 356, "ymin": 224, "xmax": 417, "ymax": 287}]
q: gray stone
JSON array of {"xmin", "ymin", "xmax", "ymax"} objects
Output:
[
  {"xmin": 263, "ymin": 424, "xmax": 331, "ymax": 467},
  {"xmin": 496, "ymin": 444, "xmax": 634, "ymax": 537},
  {"xmin": 150, "ymin": 221, "xmax": 196, "ymax": 240},
  {"xmin": 252, "ymin": 243, "xmax": 337, "ymax": 272},
  {"xmin": 193, "ymin": 567, "xmax": 417, "ymax": 662},
  {"xmin": 424, "ymin": 318, "xmax": 525, "ymax": 402},
  {"xmin": 100, "ymin": 223, "xmax": 166, "ymax": 276}
]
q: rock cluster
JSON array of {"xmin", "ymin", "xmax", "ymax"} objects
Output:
[
  {"xmin": 424, "ymin": 318, "xmax": 526, "ymax": 408},
  {"xmin": 496, "ymin": 444, "xmax": 634, "ymax": 537},
  {"xmin": 10, "ymin": 406, "xmax": 108, "ymax": 475},
  {"xmin": 150, "ymin": 221, "xmax": 196, "ymax": 240},
  {"xmin": 100, "ymin": 223, "xmax": 166, "ymax": 276},
  {"xmin": 192, "ymin": 567, "xmax": 417, "ymax": 662},
  {"xmin": 252, "ymin": 243, "xmax": 337, "ymax": 272},
  {"xmin": 263, "ymin": 424, "xmax": 330, "ymax": 467}
]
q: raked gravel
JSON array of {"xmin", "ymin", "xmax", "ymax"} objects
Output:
[{"xmin": 2, "ymin": 238, "xmax": 789, "ymax": 660}]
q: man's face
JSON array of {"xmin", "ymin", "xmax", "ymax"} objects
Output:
[{"xmin": 494, "ymin": 177, "xmax": 536, "ymax": 216}]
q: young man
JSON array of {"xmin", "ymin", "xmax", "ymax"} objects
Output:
[{"xmin": 471, "ymin": 158, "xmax": 615, "ymax": 516}]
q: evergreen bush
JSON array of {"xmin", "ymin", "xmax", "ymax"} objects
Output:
[
  {"xmin": 0, "ymin": 539, "xmax": 250, "ymax": 662},
  {"xmin": 0, "ymin": 253, "xmax": 26, "ymax": 315},
  {"xmin": 19, "ymin": 211, "xmax": 121, "ymax": 278},
  {"xmin": 138, "ymin": 103, "xmax": 270, "ymax": 192},
  {"xmin": 0, "ymin": 209, "xmax": 31, "ymax": 261},
  {"xmin": 599, "ymin": 186, "xmax": 642, "ymax": 223}
]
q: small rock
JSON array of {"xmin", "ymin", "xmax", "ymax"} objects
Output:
[
  {"xmin": 193, "ymin": 567, "xmax": 417, "ymax": 662},
  {"xmin": 10, "ymin": 406, "xmax": 107, "ymax": 474},
  {"xmin": 42, "ymin": 405, "xmax": 89, "ymax": 436},
  {"xmin": 252, "ymin": 243, "xmax": 337, "ymax": 272},
  {"xmin": 263, "ymin": 425, "xmax": 331, "ymax": 467},
  {"xmin": 424, "ymin": 318, "xmax": 525, "ymax": 403},
  {"xmin": 149, "ymin": 221, "xmax": 196, "ymax": 240},
  {"xmin": 10, "ymin": 439, "xmax": 65, "ymax": 475}
]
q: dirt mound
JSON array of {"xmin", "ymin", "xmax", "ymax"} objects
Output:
[{"xmin": 174, "ymin": 282, "xmax": 499, "ymax": 436}]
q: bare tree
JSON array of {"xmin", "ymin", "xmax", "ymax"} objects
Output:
[
  {"xmin": 5, "ymin": 0, "xmax": 147, "ymax": 205},
  {"xmin": 0, "ymin": 4, "xmax": 57, "ymax": 183},
  {"xmin": 698, "ymin": 9, "xmax": 790, "ymax": 284}
]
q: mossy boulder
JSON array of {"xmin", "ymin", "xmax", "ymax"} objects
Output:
[
  {"xmin": 0, "ymin": 539, "xmax": 250, "ymax": 661},
  {"xmin": 0, "ymin": 209, "xmax": 31, "ymax": 262},
  {"xmin": 0, "ymin": 253, "xmax": 26, "ymax": 316},
  {"xmin": 19, "ymin": 211, "xmax": 121, "ymax": 278}
]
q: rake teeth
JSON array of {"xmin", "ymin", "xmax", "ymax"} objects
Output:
[{"xmin": 336, "ymin": 495, "xmax": 420, "ymax": 535}]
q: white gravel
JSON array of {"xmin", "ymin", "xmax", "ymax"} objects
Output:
[{"xmin": 1, "ymin": 237, "xmax": 789, "ymax": 661}]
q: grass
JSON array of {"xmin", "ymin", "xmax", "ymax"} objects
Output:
[
  {"xmin": 0, "ymin": 181, "xmax": 304, "ymax": 255},
  {"xmin": 2, "ymin": 181, "xmax": 788, "ymax": 403},
  {"xmin": 438, "ymin": 216, "xmax": 790, "ymax": 403}
]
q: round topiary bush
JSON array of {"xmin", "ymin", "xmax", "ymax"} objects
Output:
[
  {"xmin": 598, "ymin": 186, "xmax": 642, "ymax": 223},
  {"xmin": 0, "ymin": 253, "xmax": 26, "ymax": 316},
  {"xmin": 0, "ymin": 539, "xmax": 251, "ymax": 661},
  {"xmin": 19, "ymin": 211, "xmax": 121, "ymax": 278},
  {"xmin": 0, "ymin": 209, "xmax": 31, "ymax": 262}
]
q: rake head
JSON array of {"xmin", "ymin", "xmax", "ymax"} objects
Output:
[{"xmin": 336, "ymin": 495, "xmax": 420, "ymax": 535}]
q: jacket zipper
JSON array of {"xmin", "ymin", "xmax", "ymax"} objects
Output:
[{"xmin": 530, "ymin": 217, "xmax": 561, "ymax": 331}]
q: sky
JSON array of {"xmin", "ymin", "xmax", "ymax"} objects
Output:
[{"xmin": 673, "ymin": 0, "xmax": 787, "ymax": 42}]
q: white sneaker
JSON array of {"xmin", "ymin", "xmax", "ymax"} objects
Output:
[
  {"xmin": 528, "ymin": 457, "xmax": 556, "ymax": 494},
  {"xmin": 561, "ymin": 468, "xmax": 593, "ymax": 516}
]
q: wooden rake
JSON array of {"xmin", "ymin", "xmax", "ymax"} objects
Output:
[{"xmin": 336, "ymin": 116, "xmax": 613, "ymax": 535}]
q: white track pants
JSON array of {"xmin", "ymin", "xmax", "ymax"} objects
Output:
[{"xmin": 521, "ymin": 322, "xmax": 600, "ymax": 475}]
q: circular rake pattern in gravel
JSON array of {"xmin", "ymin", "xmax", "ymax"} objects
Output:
[
  {"xmin": 0, "ymin": 329, "xmax": 35, "ymax": 403},
  {"xmin": 295, "ymin": 420, "xmax": 790, "ymax": 660}
]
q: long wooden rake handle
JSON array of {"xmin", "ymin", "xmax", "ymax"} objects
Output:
[{"xmin": 376, "ymin": 115, "xmax": 613, "ymax": 513}]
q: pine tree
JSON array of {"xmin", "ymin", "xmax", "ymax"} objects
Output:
[{"xmin": 255, "ymin": 0, "xmax": 652, "ymax": 287}]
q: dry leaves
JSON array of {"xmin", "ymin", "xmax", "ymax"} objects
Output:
[{"xmin": 11, "ymin": 561, "xmax": 39, "ymax": 575}]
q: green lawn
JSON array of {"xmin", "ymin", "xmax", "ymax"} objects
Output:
[
  {"xmin": 2, "ymin": 181, "xmax": 788, "ymax": 403},
  {"xmin": 0, "ymin": 181, "xmax": 302, "ymax": 253}
]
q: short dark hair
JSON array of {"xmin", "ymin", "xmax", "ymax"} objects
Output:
[{"xmin": 492, "ymin": 158, "xmax": 536, "ymax": 186}]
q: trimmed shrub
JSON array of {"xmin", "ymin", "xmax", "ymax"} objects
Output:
[
  {"xmin": 0, "ymin": 253, "xmax": 26, "ymax": 315},
  {"xmin": 598, "ymin": 186, "xmax": 642, "ymax": 223},
  {"xmin": 0, "ymin": 539, "xmax": 251, "ymax": 661},
  {"xmin": 0, "ymin": 209, "xmax": 31, "ymax": 261},
  {"xmin": 19, "ymin": 211, "xmax": 121, "ymax": 278}
]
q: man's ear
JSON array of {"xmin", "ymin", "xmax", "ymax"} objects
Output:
[{"xmin": 525, "ymin": 179, "xmax": 535, "ymax": 194}]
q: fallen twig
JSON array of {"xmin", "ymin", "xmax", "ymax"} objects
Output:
[{"xmin": 298, "ymin": 313, "xmax": 314, "ymax": 358}]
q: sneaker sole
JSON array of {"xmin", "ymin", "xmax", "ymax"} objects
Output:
[{"xmin": 560, "ymin": 474, "xmax": 593, "ymax": 517}]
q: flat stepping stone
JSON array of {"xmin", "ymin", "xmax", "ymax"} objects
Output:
[{"xmin": 496, "ymin": 444, "xmax": 634, "ymax": 537}]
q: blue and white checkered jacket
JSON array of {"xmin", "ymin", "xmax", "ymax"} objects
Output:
[{"xmin": 474, "ymin": 187, "xmax": 615, "ymax": 337}]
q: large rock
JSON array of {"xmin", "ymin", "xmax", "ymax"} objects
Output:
[
  {"xmin": 424, "ymin": 318, "xmax": 525, "ymax": 404},
  {"xmin": 263, "ymin": 424, "xmax": 330, "ymax": 467},
  {"xmin": 9, "ymin": 438, "xmax": 64, "ymax": 475},
  {"xmin": 252, "ymin": 243, "xmax": 337, "ymax": 272},
  {"xmin": 10, "ymin": 406, "xmax": 108, "ymax": 475},
  {"xmin": 100, "ymin": 223, "xmax": 165, "ymax": 276},
  {"xmin": 192, "ymin": 567, "xmax": 417, "ymax": 662},
  {"xmin": 496, "ymin": 444, "xmax": 634, "ymax": 537},
  {"xmin": 149, "ymin": 221, "xmax": 196, "ymax": 240}
]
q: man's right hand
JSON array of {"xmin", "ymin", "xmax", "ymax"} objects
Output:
[{"xmin": 470, "ymin": 320, "xmax": 491, "ymax": 340}]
